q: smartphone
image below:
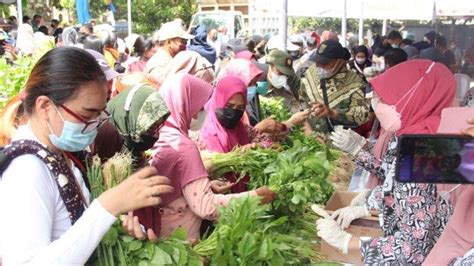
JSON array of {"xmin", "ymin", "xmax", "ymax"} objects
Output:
[{"xmin": 396, "ymin": 135, "xmax": 474, "ymax": 184}]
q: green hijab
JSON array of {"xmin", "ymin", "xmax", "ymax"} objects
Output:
[{"xmin": 107, "ymin": 84, "xmax": 170, "ymax": 151}]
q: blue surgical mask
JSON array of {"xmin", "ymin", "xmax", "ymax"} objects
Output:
[{"xmin": 48, "ymin": 106, "xmax": 98, "ymax": 152}]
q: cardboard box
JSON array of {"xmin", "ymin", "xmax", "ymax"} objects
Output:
[{"xmin": 321, "ymin": 191, "xmax": 384, "ymax": 265}]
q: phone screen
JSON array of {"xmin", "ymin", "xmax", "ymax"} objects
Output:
[{"xmin": 396, "ymin": 135, "xmax": 474, "ymax": 183}]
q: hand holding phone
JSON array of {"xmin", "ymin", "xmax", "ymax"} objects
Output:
[{"xmin": 396, "ymin": 135, "xmax": 474, "ymax": 184}]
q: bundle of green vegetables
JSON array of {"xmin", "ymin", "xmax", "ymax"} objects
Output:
[
  {"xmin": 259, "ymin": 96, "xmax": 292, "ymax": 121},
  {"xmin": 87, "ymin": 153, "xmax": 201, "ymax": 266},
  {"xmin": 194, "ymin": 197, "xmax": 324, "ymax": 265},
  {"xmin": 0, "ymin": 57, "xmax": 36, "ymax": 108}
]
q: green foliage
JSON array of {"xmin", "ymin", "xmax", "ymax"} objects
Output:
[
  {"xmin": 0, "ymin": 57, "xmax": 36, "ymax": 109},
  {"xmin": 259, "ymin": 96, "xmax": 292, "ymax": 122},
  {"xmin": 194, "ymin": 197, "xmax": 324, "ymax": 265},
  {"xmin": 110, "ymin": 0, "xmax": 197, "ymax": 35},
  {"xmin": 91, "ymin": 226, "xmax": 202, "ymax": 266}
]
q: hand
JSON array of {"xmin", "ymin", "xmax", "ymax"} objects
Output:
[
  {"xmin": 330, "ymin": 127, "xmax": 366, "ymax": 156},
  {"xmin": 331, "ymin": 205, "xmax": 369, "ymax": 229},
  {"xmin": 4, "ymin": 44, "xmax": 18, "ymax": 60},
  {"xmin": 256, "ymin": 186, "xmax": 276, "ymax": 204},
  {"xmin": 286, "ymin": 109, "xmax": 311, "ymax": 127},
  {"xmin": 239, "ymin": 143, "xmax": 257, "ymax": 153},
  {"xmin": 98, "ymin": 166, "xmax": 175, "ymax": 216},
  {"xmin": 121, "ymin": 211, "xmax": 158, "ymax": 242},
  {"xmin": 350, "ymin": 190, "xmax": 370, "ymax": 206},
  {"xmin": 311, "ymin": 102, "xmax": 338, "ymax": 119},
  {"xmin": 210, "ymin": 179, "xmax": 234, "ymax": 194},
  {"xmin": 254, "ymin": 118, "xmax": 283, "ymax": 134},
  {"xmin": 461, "ymin": 117, "xmax": 474, "ymax": 137},
  {"xmin": 316, "ymin": 218, "xmax": 353, "ymax": 254}
]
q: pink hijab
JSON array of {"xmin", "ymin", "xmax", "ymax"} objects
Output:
[
  {"xmin": 216, "ymin": 58, "xmax": 263, "ymax": 86},
  {"xmin": 201, "ymin": 76, "xmax": 250, "ymax": 153},
  {"xmin": 367, "ymin": 60, "xmax": 456, "ymax": 188}
]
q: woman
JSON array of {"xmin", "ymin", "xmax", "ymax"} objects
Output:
[
  {"xmin": 348, "ymin": 45, "xmax": 372, "ymax": 82},
  {"xmin": 149, "ymin": 73, "xmax": 274, "ymax": 242},
  {"xmin": 106, "ymin": 84, "xmax": 170, "ymax": 167},
  {"xmin": 319, "ymin": 60, "xmax": 457, "ymax": 264},
  {"xmin": 0, "ymin": 47, "xmax": 173, "ymax": 264},
  {"xmin": 124, "ymin": 36, "xmax": 157, "ymax": 74},
  {"xmin": 15, "ymin": 23, "xmax": 36, "ymax": 56},
  {"xmin": 158, "ymin": 50, "xmax": 215, "ymax": 86},
  {"xmin": 84, "ymin": 35, "xmax": 104, "ymax": 54},
  {"xmin": 423, "ymin": 119, "xmax": 474, "ymax": 265},
  {"xmin": 187, "ymin": 25, "xmax": 216, "ymax": 64}
]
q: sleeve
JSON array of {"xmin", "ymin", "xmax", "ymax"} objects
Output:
[
  {"xmin": 360, "ymin": 184, "xmax": 443, "ymax": 265},
  {"xmin": 365, "ymin": 185, "xmax": 384, "ymax": 212},
  {"xmin": 353, "ymin": 141, "xmax": 382, "ymax": 174},
  {"xmin": 178, "ymin": 144, "xmax": 210, "ymax": 189},
  {"xmin": 0, "ymin": 155, "xmax": 116, "ymax": 265},
  {"xmin": 334, "ymin": 89, "xmax": 370, "ymax": 126},
  {"xmin": 182, "ymin": 178, "xmax": 257, "ymax": 220},
  {"xmin": 423, "ymin": 189, "xmax": 474, "ymax": 265}
]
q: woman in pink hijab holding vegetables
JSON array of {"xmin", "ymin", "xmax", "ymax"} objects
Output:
[{"xmin": 146, "ymin": 73, "xmax": 274, "ymax": 242}]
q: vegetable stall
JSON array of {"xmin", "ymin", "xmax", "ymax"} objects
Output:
[{"xmin": 84, "ymin": 97, "xmax": 351, "ymax": 265}]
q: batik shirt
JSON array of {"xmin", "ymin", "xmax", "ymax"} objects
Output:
[
  {"xmin": 355, "ymin": 136, "xmax": 454, "ymax": 265},
  {"xmin": 300, "ymin": 65, "xmax": 370, "ymax": 133}
]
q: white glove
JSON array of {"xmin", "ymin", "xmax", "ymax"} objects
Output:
[
  {"xmin": 331, "ymin": 205, "xmax": 370, "ymax": 229},
  {"xmin": 350, "ymin": 189, "xmax": 370, "ymax": 207},
  {"xmin": 316, "ymin": 218, "xmax": 353, "ymax": 254},
  {"xmin": 330, "ymin": 127, "xmax": 366, "ymax": 156}
]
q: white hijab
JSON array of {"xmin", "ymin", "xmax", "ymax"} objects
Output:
[{"xmin": 16, "ymin": 24, "xmax": 36, "ymax": 56}]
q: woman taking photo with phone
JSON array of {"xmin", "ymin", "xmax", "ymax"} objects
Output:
[
  {"xmin": 0, "ymin": 47, "xmax": 174, "ymax": 264},
  {"xmin": 319, "ymin": 59, "xmax": 458, "ymax": 264}
]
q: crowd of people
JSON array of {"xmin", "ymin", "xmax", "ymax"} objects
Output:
[{"xmin": 0, "ymin": 14, "xmax": 473, "ymax": 265}]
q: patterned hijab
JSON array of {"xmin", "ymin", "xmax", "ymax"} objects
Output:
[{"xmin": 107, "ymin": 84, "xmax": 170, "ymax": 149}]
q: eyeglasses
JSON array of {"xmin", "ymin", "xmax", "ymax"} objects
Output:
[{"xmin": 58, "ymin": 104, "xmax": 110, "ymax": 134}]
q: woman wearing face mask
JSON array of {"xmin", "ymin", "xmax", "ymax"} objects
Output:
[
  {"xmin": 318, "ymin": 60, "xmax": 458, "ymax": 264},
  {"xmin": 0, "ymin": 48, "xmax": 174, "ymax": 264},
  {"xmin": 146, "ymin": 73, "xmax": 275, "ymax": 242},
  {"xmin": 348, "ymin": 45, "xmax": 372, "ymax": 83},
  {"xmin": 265, "ymin": 49, "xmax": 302, "ymax": 113}
]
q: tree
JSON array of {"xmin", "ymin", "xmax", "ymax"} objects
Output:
[{"xmin": 110, "ymin": 0, "xmax": 197, "ymax": 35}]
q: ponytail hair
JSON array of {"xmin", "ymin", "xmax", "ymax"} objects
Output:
[{"xmin": 0, "ymin": 95, "xmax": 25, "ymax": 146}]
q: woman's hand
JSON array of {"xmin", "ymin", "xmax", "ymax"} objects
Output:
[
  {"xmin": 461, "ymin": 117, "xmax": 474, "ymax": 137},
  {"xmin": 121, "ymin": 211, "xmax": 158, "ymax": 242},
  {"xmin": 254, "ymin": 118, "xmax": 283, "ymax": 134},
  {"xmin": 239, "ymin": 143, "xmax": 257, "ymax": 153},
  {"xmin": 285, "ymin": 109, "xmax": 311, "ymax": 127},
  {"xmin": 210, "ymin": 179, "xmax": 234, "ymax": 194},
  {"xmin": 98, "ymin": 166, "xmax": 174, "ymax": 216},
  {"xmin": 256, "ymin": 186, "xmax": 276, "ymax": 204}
]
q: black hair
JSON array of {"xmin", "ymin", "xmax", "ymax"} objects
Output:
[
  {"xmin": 83, "ymin": 23, "xmax": 93, "ymax": 34},
  {"xmin": 374, "ymin": 44, "xmax": 391, "ymax": 57},
  {"xmin": 38, "ymin": 25, "xmax": 49, "ymax": 35},
  {"xmin": 33, "ymin": 14, "xmax": 42, "ymax": 20},
  {"xmin": 22, "ymin": 15, "xmax": 31, "ymax": 24},
  {"xmin": 132, "ymin": 36, "xmax": 145, "ymax": 56},
  {"xmin": 100, "ymin": 30, "xmax": 117, "ymax": 48},
  {"xmin": 401, "ymin": 39, "xmax": 413, "ymax": 46},
  {"xmin": 384, "ymin": 48, "xmax": 408, "ymax": 68},
  {"xmin": 22, "ymin": 47, "xmax": 107, "ymax": 115},
  {"xmin": 387, "ymin": 30, "xmax": 402, "ymax": 40},
  {"xmin": 51, "ymin": 19, "xmax": 59, "ymax": 26},
  {"xmin": 84, "ymin": 35, "xmax": 104, "ymax": 54},
  {"xmin": 435, "ymin": 36, "xmax": 448, "ymax": 48},
  {"xmin": 245, "ymin": 38, "xmax": 256, "ymax": 53}
]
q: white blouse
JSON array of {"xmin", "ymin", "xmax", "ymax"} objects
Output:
[{"xmin": 0, "ymin": 125, "xmax": 116, "ymax": 265}]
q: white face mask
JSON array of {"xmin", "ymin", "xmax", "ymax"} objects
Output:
[
  {"xmin": 391, "ymin": 44, "xmax": 399, "ymax": 48},
  {"xmin": 269, "ymin": 72, "xmax": 288, "ymax": 89},
  {"xmin": 316, "ymin": 67, "xmax": 332, "ymax": 79},
  {"xmin": 355, "ymin": 57, "xmax": 366, "ymax": 65},
  {"xmin": 190, "ymin": 110, "xmax": 207, "ymax": 131}
]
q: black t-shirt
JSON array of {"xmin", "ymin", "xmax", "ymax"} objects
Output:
[{"xmin": 441, "ymin": 50, "xmax": 456, "ymax": 68}]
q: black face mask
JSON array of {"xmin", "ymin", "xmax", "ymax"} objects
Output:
[
  {"xmin": 128, "ymin": 135, "xmax": 158, "ymax": 152},
  {"xmin": 215, "ymin": 107, "xmax": 244, "ymax": 129}
]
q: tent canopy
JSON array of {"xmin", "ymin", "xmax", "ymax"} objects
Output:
[{"xmin": 288, "ymin": 0, "xmax": 473, "ymax": 20}]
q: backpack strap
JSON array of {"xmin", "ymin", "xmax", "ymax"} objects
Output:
[{"xmin": 1, "ymin": 139, "xmax": 86, "ymax": 225}]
